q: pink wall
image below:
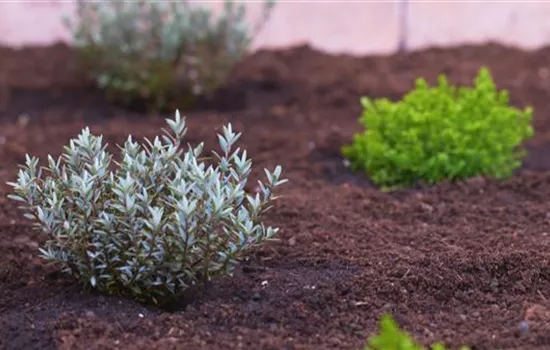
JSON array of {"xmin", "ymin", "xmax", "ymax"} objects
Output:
[
  {"xmin": 1, "ymin": 1, "xmax": 550, "ymax": 54},
  {"xmin": 407, "ymin": 2, "xmax": 550, "ymax": 50}
]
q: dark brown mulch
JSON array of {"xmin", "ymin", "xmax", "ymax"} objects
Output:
[{"xmin": 3, "ymin": 41, "xmax": 550, "ymax": 350}]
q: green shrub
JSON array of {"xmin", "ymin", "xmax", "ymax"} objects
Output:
[
  {"xmin": 63, "ymin": 0, "xmax": 275, "ymax": 112},
  {"xmin": 342, "ymin": 67, "xmax": 534, "ymax": 188},
  {"xmin": 364, "ymin": 314, "xmax": 470, "ymax": 350},
  {"xmin": 7, "ymin": 111, "xmax": 287, "ymax": 306}
]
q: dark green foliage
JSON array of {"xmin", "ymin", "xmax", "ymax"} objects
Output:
[{"xmin": 342, "ymin": 67, "xmax": 534, "ymax": 188}]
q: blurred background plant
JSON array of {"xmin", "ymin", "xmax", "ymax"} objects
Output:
[{"xmin": 63, "ymin": 0, "xmax": 275, "ymax": 113}]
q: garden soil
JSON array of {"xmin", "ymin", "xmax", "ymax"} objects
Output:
[{"xmin": 4, "ymin": 42, "xmax": 550, "ymax": 350}]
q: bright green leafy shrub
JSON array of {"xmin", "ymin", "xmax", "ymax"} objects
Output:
[
  {"xmin": 342, "ymin": 67, "xmax": 534, "ymax": 188},
  {"xmin": 364, "ymin": 314, "xmax": 470, "ymax": 350},
  {"xmin": 63, "ymin": 0, "xmax": 275, "ymax": 112},
  {"xmin": 7, "ymin": 111, "xmax": 287, "ymax": 306}
]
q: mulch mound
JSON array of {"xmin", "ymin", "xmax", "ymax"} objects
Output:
[{"xmin": 2, "ymin": 41, "xmax": 550, "ymax": 349}]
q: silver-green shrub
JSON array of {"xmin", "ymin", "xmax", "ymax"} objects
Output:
[
  {"xmin": 7, "ymin": 111, "xmax": 286, "ymax": 305},
  {"xmin": 63, "ymin": 0, "xmax": 275, "ymax": 111}
]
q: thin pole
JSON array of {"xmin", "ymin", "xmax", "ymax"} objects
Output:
[{"xmin": 397, "ymin": 0, "xmax": 408, "ymax": 53}]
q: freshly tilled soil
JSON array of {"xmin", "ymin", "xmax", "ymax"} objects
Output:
[{"xmin": 2, "ymin": 42, "xmax": 550, "ymax": 349}]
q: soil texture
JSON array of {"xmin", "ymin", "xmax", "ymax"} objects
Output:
[{"xmin": 3, "ymin": 42, "xmax": 550, "ymax": 349}]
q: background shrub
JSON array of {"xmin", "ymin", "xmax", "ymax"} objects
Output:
[
  {"xmin": 342, "ymin": 67, "xmax": 534, "ymax": 188},
  {"xmin": 64, "ymin": 0, "xmax": 275, "ymax": 112},
  {"xmin": 7, "ymin": 111, "xmax": 287, "ymax": 306}
]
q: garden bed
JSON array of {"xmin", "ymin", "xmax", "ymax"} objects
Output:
[{"xmin": 2, "ymin": 42, "xmax": 550, "ymax": 349}]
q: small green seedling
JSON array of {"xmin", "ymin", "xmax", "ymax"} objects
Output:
[{"xmin": 364, "ymin": 314, "xmax": 470, "ymax": 350}]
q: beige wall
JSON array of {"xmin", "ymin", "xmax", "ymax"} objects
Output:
[{"xmin": 1, "ymin": 1, "xmax": 550, "ymax": 54}]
